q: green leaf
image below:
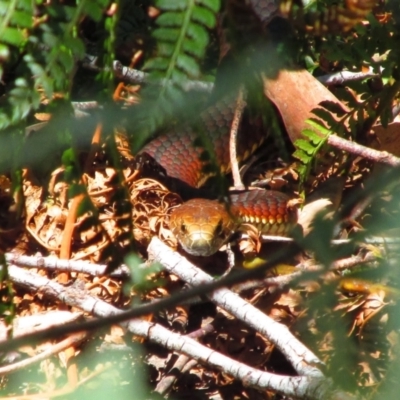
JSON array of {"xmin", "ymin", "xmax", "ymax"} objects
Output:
[
  {"xmin": 306, "ymin": 118, "xmax": 331, "ymax": 136},
  {"xmin": 16, "ymin": 0, "xmax": 33, "ymax": 12},
  {"xmin": 0, "ymin": 1, "xmax": 8, "ymax": 15},
  {"xmin": 295, "ymin": 139, "xmax": 316, "ymax": 155},
  {"xmin": 82, "ymin": 1, "xmax": 103, "ymax": 21},
  {"xmin": 182, "ymin": 37, "xmax": 204, "ymax": 57},
  {"xmin": 0, "ymin": 43, "xmax": 9, "ymax": 59},
  {"xmin": 156, "ymin": 0, "xmax": 187, "ymax": 10},
  {"xmin": 186, "ymin": 23, "xmax": 208, "ymax": 48},
  {"xmin": 302, "ymin": 129, "xmax": 324, "ymax": 145},
  {"xmin": 157, "ymin": 11, "xmax": 184, "ymax": 27},
  {"xmin": 2, "ymin": 27, "xmax": 24, "ymax": 46},
  {"xmin": 144, "ymin": 57, "xmax": 170, "ymax": 71},
  {"xmin": 153, "ymin": 27, "xmax": 180, "ymax": 42},
  {"xmin": 176, "ymin": 53, "xmax": 200, "ymax": 77},
  {"xmin": 158, "ymin": 42, "xmax": 175, "ymax": 57},
  {"xmin": 11, "ymin": 99, "xmax": 30, "ymax": 121},
  {"xmin": 51, "ymin": 63, "xmax": 65, "ymax": 86},
  {"xmin": 293, "ymin": 149, "xmax": 309, "ymax": 164},
  {"xmin": 12, "ymin": 10, "xmax": 32, "ymax": 28},
  {"xmin": 26, "ymin": 59, "xmax": 45, "ymax": 77},
  {"xmin": 171, "ymin": 69, "xmax": 188, "ymax": 84},
  {"xmin": 13, "ymin": 77, "xmax": 28, "ymax": 88},
  {"xmin": 192, "ymin": 5, "xmax": 216, "ymax": 28},
  {"xmin": 198, "ymin": 0, "xmax": 220, "ymax": 13},
  {"xmin": 0, "ymin": 113, "xmax": 9, "ymax": 130},
  {"xmin": 58, "ymin": 50, "xmax": 74, "ymax": 72},
  {"xmin": 143, "ymin": 0, "xmax": 219, "ymax": 135},
  {"xmin": 62, "ymin": 36, "xmax": 85, "ymax": 58},
  {"xmin": 42, "ymin": 31, "xmax": 59, "ymax": 47},
  {"xmin": 380, "ymin": 105, "xmax": 393, "ymax": 128}
]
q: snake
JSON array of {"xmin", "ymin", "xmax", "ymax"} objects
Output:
[
  {"xmin": 140, "ymin": 96, "xmax": 298, "ymax": 257},
  {"xmin": 139, "ymin": 0, "xmax": 298, "ymax": 256}
]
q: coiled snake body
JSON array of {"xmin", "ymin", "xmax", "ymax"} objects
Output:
[{"xmin": 141, "ymin": 97, "xmax": 297, "ymax": 256}]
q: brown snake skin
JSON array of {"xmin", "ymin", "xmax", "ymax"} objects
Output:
[{"xmin": 140, "ymin": 0, "xmax": 297, "ymax": 256}]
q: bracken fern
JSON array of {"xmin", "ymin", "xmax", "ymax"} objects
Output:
[
  {"xmin": 139, "ymin": 0, "xmax": 220, "ymax": 135},
  {"xmin": 0, "ymin": 0, "xmax": 110, "ymax": 131}
]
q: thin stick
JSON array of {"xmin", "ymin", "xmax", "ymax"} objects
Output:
[
  {"xmin": 229, "ymin": 87, "xmax": 247, "ymax": 190},
  {"xmin": 0, "ymin": 332, "xmax": 86, "ymax": 375},
  {"xmin": 327, "ymin": 134, "xmax": 400, "ymax": 167}
]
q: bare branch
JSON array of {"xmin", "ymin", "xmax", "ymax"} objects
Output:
[
  {"xmin": 5, "ymin": 264, "xmax": 342, "ymax": 399},
  {"xmin": 229, "ymin": 87, "xmax": 247, "ymax": 190},
  {"xmin": 327, "ymin": 134, "xmax": 400, "ymax": 167},
  {"xmin": 147, "ymin": 237, "xmax": 324, "ymax": 378},
  {"xmin": 0, "ymin": 333, "xmax": 86, "ymax": 375},
  {"xmin": 4, "ymin": 253, "xmax": 130, "ymax": 278}
]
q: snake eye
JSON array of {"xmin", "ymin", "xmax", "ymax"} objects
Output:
[
  {"xmin": 215, "ymin": 219, "xmax": 224, "ymax": 237},
  {"xmin": 180, "ymin": 223, "xmax": 187, "ymax": 234}
]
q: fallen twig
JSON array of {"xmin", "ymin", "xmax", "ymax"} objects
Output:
[
  {"xmin": 6, "ymin": 264, "xmax": 344, "ymax": 399},
  {"xmin": 229, "ymin": 87, "xmax": 247, "ymax": 190},
  {"xmin": 327, "ymin": 134, "xmax": 400, "ymax": 167},
  {"xmin": 317, "ymin": 69, "xmax": 378, "ymax": 86},
  {"xmin": 4, "ymin": 253, "xmax": 130, "ymax": 278},
  {"xmin": 147, "ymin": 238, "xmax": 324, "ymax": 378},
  {"xmin": 0, "ymin": 332, "xmax": 87, "ymax": 375}
]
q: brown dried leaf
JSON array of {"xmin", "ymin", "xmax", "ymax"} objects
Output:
[{"xmin": 263, "ymin": 69, "xmax": 348, "ymax": 144}]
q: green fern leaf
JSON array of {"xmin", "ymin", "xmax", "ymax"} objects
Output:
[
  {"xmin": 11, "ymin": 10, "xmax": 32, "ymax": 28},
  {"xmin": 156, "ymin": 0, "xmax": 188, "ymax": 10},
  {"xmin": 17, "ymin": 0, "xmax": 35, "ymax": 11},
  {"xmin": 306, "ymin": 118, "xmax": 331, "ymax": 135},
  {"xmin": 301, "ymin": 129, "xmax": 324, "ymax": 145},
  {"xmin": 192, "ymin": 6, "xmax": 216, "ymax": 28},
  {"xmin": 2, "ymin": 27, "xmax": 24, "ymax": 46},
  {"xmin": 153, "ymin": 28, "xmax": 180, "ymax": 42},
  {"xmin": 157, "ymin": 11, "xmax": 185, "ymax": 27},
  {"xmin": 294, "ymin": 118, "xmax": 330, "ymax": 187},
  {"xmin": 293, "ymin": 149, "xmax": 311, "ymax": 164},
  {"xmin": 198, "ymin": 0, "xmax": 220, "ymax": 12},
  {"xmin": 146, "ymin": 58, "xmax": 170, "ymax": 71},
  {"xmin": 133, "ymin": 0, "xmax": 221, "ymax": 154},
  {"xmin": 158, "ymin": 42, "xmax": 175, "ymax": 57},
  {"xmin": 296, "ymin": 138, "xmax": 317, "ymax": 155},
  {"xmin": 176, "ymin": 53, "xmax": 200, "ymax": 76},
  {"xmin": 186, "ymin": 23, "xmax": 208, "ymax": 48},
  {"xmin": 182, "ymin": 38, "xmax": 204, "ymax": 57},
  {"xmin": 171, "ymin": 69, "xmax": 188, "ymax": 83}
]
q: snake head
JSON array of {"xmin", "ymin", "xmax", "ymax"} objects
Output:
[{"xmin": 169, "ymin": 198, "xmax": 237, "ymax": 256}]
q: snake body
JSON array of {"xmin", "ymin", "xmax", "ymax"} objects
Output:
[
  {"xmin": 139, "ymin": 0, "xmax": 297, "ymax": 256},
  {"xmin": 141, "ymin": 97, "xmax": 297, "ymax": 256}
]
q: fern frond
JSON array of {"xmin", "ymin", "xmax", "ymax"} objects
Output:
[
  {"xmin": 0, "ymin": 0, "xmax": 109, "ymax": 131},
  {"xmin": 0, "ymin": 0, "xmax": 32, "ymax": 45},
  {"xmin": 132, "ymin": 0, "xmax": 220, "ymax": 150},
  {"xmin": 147, "ymin": 0, "xmax": 220, "ymax": 92},
  {"xmin": 293, "ymin": 121, "xmax": 330, "ymax": 187}
]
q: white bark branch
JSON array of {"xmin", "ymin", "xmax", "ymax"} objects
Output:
[
  {"xmin": 147, "ymin": 237, "xmax": 324, "ymax": 377},
  {"xmin": 0, "ymin": 332, "xmax": 86, "ymax": 375},
  {"xmin": 5, "ymin": 264, "xmax": 345, "ymax": 399},
  {"xmin": 0, "ymin": 311, "xmax": 82, "ymax": 341},
  {"xmin": 4, "ymin": 253, "xmax": 130, "ymax": 278}
]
